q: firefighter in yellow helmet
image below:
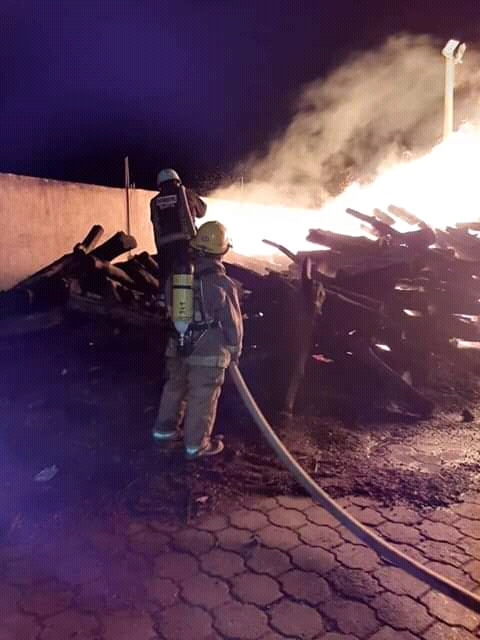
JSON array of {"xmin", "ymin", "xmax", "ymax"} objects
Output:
[{"xmin": 152, "ymin": 221, "xmax": 244, "ymax": 458}]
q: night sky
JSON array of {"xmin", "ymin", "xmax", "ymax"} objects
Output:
[{"xmin": 1, "ymin": 0, "xmax": 479, "ymax": 191}]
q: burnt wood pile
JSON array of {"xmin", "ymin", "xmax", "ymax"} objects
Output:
[
  {"xmin": 2, "ymin": 208, "xmax": 480, "ymax": 420},
  {"xmin": 0, "ymin": 226, "xmax": 166, "ymax": 326},
  {"xmin": 244, "ymin": 205, "xmax": 480, "ymax": 418}
]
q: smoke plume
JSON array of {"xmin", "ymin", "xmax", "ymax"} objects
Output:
[{"xmin": 212, "ymin": 34, "xmax": 480, "ymax": 208}]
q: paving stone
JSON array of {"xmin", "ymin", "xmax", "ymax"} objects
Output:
[
  {"xmin": 0, "ymin": 544, "xmax": 33, "ymax": 562},
  {"xmin": 424, "ymin": 507, "xmax": 461, "ymax": 525},
  {"xmin": 456, "ymin": 537, "xmax": 480, "ymax": 558},
  {"xmin": 215, "ymin": 526, "xmax": 253, "ymax": 551},
  {"xmin": 147, "ymin": 519, "xmax": 180, "ymax": 535},
  {"xmin": 269, "ymin": 599, "xmax": 325, "ymax": 638},
  {"xmin": 229, "ymin": 509, "xmax": 270, "ymax": 531},
  {"xmin": 248, "ymin": 496, "xmax": 279, "ymax": 511},
  {"xmin": 346, "ymin": 505, "xmax": 385, "ymax": 526},
  {"xmin": 460, "ymin": 492, "xmax": 480, "ymax": 505},
  {"xmin": 245, "ymin": 546, "xmax": 292, "ymax": 577},
  {"xmin": 182, "ymin": 573, "xmax": 230, "ymax": 608},
  {"xmin": 0, "ymin": 582, "xmax": 21, "ymax": 614},
  {"xmin": 336, "ymin": 497, "xmax": 353, "ymax": 508},
  {"xmin": 0, "ymin": 612, "xmax": 41, "ymax": 640},
  {"xmin": 256, "ymin": 525, "xmax": 300, "ymax": 551},
  {"xmin": 214, "ymin": 601, "xmax": 270, "ymax": 639},
  {"xmin": 304, "ymin": 505, "xmax": 341, "ymax": 528},
  {"xmin": 196, "ymin": 513, "xmax": 229, "ymax": 532},
  {"xmin": 19, "ymin": 588, "xmax": 74, "ymax": 617},
  {"xmin": 106, "ymin": 551, "xmax": 151, "ymax": 584},
  {"xmin": 200, "ymin": 548, "xmax": 245, "ymax": 578},
  {"xmin": 424, "ymin": 561, "xmax": 477, "ymax": 590},
  {"xmin": 128, "ymin": 528, "xmax": 170, "ymax": 556},
  {"xmin": 349, "ymin": 496, "xmax": 378, "ymax": 508},
  {"xmin": 419, "ymin": 521, "xmax": 463, "ymax": 543},
  {"xmin": 423, "ymin": 621, "xmax": 480, "ymax": 639},
  {"xmin": 127, "ymin": 520, "xmax": 148, "ymax": 537},
  {"xmin": 421, "ymin": 590, "xmax": 480, "ymax": 630},
  {"xmin": 371, "ymin": 592, "xmax": 434, "ymax": 635},
  {"xmin": 417, "ymin": 540, "xmax": 471, "ymax": 566},
  {"xmin": 395, "ymin": 543, "xmax": 428, "ymax": 563},
  {"xmin": 158, "ymin": 602, "xmax": 214, "ymax": 640},
  {"xmin": 368, "ymin": 627, "xmax": 419, "ymax": 640},
  {"xmin": 280, "ymin": 569, "xmax": 331, "ymax": 605},
  {"xmin": 101, "ymin": 610, "xmax": 156, "ymax": 640},
  {"xmin": 276, "ymin": 495, "xmax": 312, "ymax": 511},
  {"xmin": 334, "ymin": 543, "xmax": 380, "ymax": 571},
  {"xmin": 74, "ymin": 577, "xmax": 110, "ymax": 612},
  {"xmin": 173, "ymin": 528, "xmax": 215, "ymax": 555},
  {"xmin": 337, "ymin": 528, "xmax": 367, "ymax": 545},
  {"xmin": 320, "ymin": 634, "xmax": 359, "ymax": 640},
  {"xmin": 319, "ymin": 597, "xmax": 379, "ymax": 638},
  {"xmin": 259, "ymin": 632, "xmax": 299, "ymax": 640},
  {"xmin": 377, "ymin": 521, "xmax": 422, "ymax": 545},
  {"xmin": 89, "ymin": 530, "xmax": 128, "ymax": 555},
  {"xmin": 379, "ymin": 506, "xmax": 422, "ymax": 525},
  {"xmin": 2, "ymin": 557, "xmax": 48, "ymax": 586},
  {"xmin": 55, "ymin": 551, "xmax": 104, "ymax": 585},
  {"xmin": 327, "ymin": 566, "xmax": 382, "ymax": 601},
  {"xmin": 451, "ymin": 502, "xmax": 480, "ymax": 520},
  {"xmin": 464, "ymin": 559, "xmax": 480, "ymax": 582},
  {"xmin": 268, "ymin": 507, "xmax": 308, "ymax": 529},
  {"xmin": 39, "ymin": 610, "xmax": 100, "ymax": 640},
  {"xmin": 374, "ymin": 565, "xmax": 428, "ymax": 598},
  {"xmin": 454, "ymin": 517, "xmax": 480, "ymax": 539},
  {"xmin": 144, "ymin": 577, "xmax": 179, "ymax": 607},
  {"xmin": 231, "ymin": 572, "xmax": 282, "ymax": 606},
  {"xmin": 289, "ymin": 545, "xmax": 337, "ymax": 579},
  {"xmin": 154, "ymin": 551, "xmax": 199, "ymax": 581},
  {"xmin": 298, "ymin": 523, "xmax": 343, "ymax": 548}
]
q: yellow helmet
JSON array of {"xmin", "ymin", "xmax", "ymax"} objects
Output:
[{"xmin": 190, "ymin": 221, "xmax": 231, "ymax": 255}]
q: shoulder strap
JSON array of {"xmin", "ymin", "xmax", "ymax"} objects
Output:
[{"xmin": 195, "ymin": 265, "xmax": 224, "ymax": 279}]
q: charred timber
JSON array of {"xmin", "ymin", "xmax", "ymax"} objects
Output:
[
  {"xmin": 14, "ymin": 225, "xmax": 105, "ymax": 289},
  {"xmin": 306, "ymin": 229, "xmax": 378, "ymax": 253},
  {"xmin": 282, "ymin": 258, "xmax": 326, "ymax": 416},
  {"xmin": 115, "ymin": 257, "xmax": 160, "ymax": 294},
  {"xmin": 90, "ymin": 231, "xmax": 138, "ymax": 262}
]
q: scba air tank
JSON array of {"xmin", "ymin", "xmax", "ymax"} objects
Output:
[{"xmin": 171, "ymin": 263, "xmax": 194, "ymax": 350}]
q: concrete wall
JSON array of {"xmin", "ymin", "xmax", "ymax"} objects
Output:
[
  {"xmin": 0, "ymin": 172, "xmax": 282, "ymax": 290},
  {"xmin": 0, "ymin": 173, "xmax": 157, "ymax": 289}
]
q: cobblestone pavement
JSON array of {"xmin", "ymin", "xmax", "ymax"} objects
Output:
[{"xmin": 1, "ymin": 492, "xmax": 480, "ymax": 639}]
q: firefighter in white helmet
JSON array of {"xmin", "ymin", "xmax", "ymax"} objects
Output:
[
  {"xmin": 152, "ymin": 221, "xmax": 243, "ymax": 458},
  {"xmin": 150, "ymin": 168, "xmax": 206, "ymax": 288}
]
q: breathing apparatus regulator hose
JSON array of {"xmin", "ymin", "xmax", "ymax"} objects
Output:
[{"xmin": 229, "ymin": 362, "xmax": 480, "ymax": 614}]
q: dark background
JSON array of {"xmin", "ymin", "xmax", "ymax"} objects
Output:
[{"xmin": 1, "ymin": 0, "xmax": 479, "ymax": 191}]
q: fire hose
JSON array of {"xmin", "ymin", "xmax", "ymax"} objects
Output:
[{"xmin": 229, "ymin": 362, "xmax": 480, "ymax": 613}]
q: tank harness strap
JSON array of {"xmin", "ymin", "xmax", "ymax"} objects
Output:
[{"xmin": 190, "ymin": 266, "xmax": 224, "ymax": 331}]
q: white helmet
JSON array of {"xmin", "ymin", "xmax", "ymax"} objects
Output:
[{"xmin": 157, "ymin": 168, "xmax": 181, "ymax": 187}]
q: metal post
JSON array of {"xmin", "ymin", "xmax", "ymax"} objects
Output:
[
  {"xmin": 441, "ymin": 39, "xmax": 466, "ymax": 141},
  {"xmin": 124, "ymin": 156, "xmax": 131, "ymax": 236},
  {"xmin": 443, "ymin": 57, "xmax": 455, "ymax": 140},
  {"xmin": 124, "ymin": 156, "xmax": 132, "ymax": 257}
]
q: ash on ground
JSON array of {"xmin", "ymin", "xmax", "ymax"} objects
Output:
[{"xmin": 0, "ymin": 314, "xmax": 479, "ymax": 535}]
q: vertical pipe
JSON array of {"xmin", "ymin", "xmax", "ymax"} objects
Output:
[
  {"xmin": 124, "ymin": 156, "xmax": 131, "ymax": 237},
  {"xmin": 124, "ymin": 156, "xmax": 132, "ymax": 258},
  {"xmin": 443, "ymin": 57, "xmax": 455, "ymax": 140}
]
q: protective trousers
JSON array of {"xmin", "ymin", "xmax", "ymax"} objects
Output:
[{"xmin": 153, "ymin": 357, "xmax": 225, "ymax": 452}]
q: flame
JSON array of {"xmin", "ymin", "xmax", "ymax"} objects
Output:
[{"xmin": 204, "ymin": 124, "xmax": 480, "ymax": 258}]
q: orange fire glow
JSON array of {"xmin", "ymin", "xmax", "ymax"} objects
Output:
[{"xmin": 204, "ymin": 124, "xmax": 480, "ymax": 258}]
